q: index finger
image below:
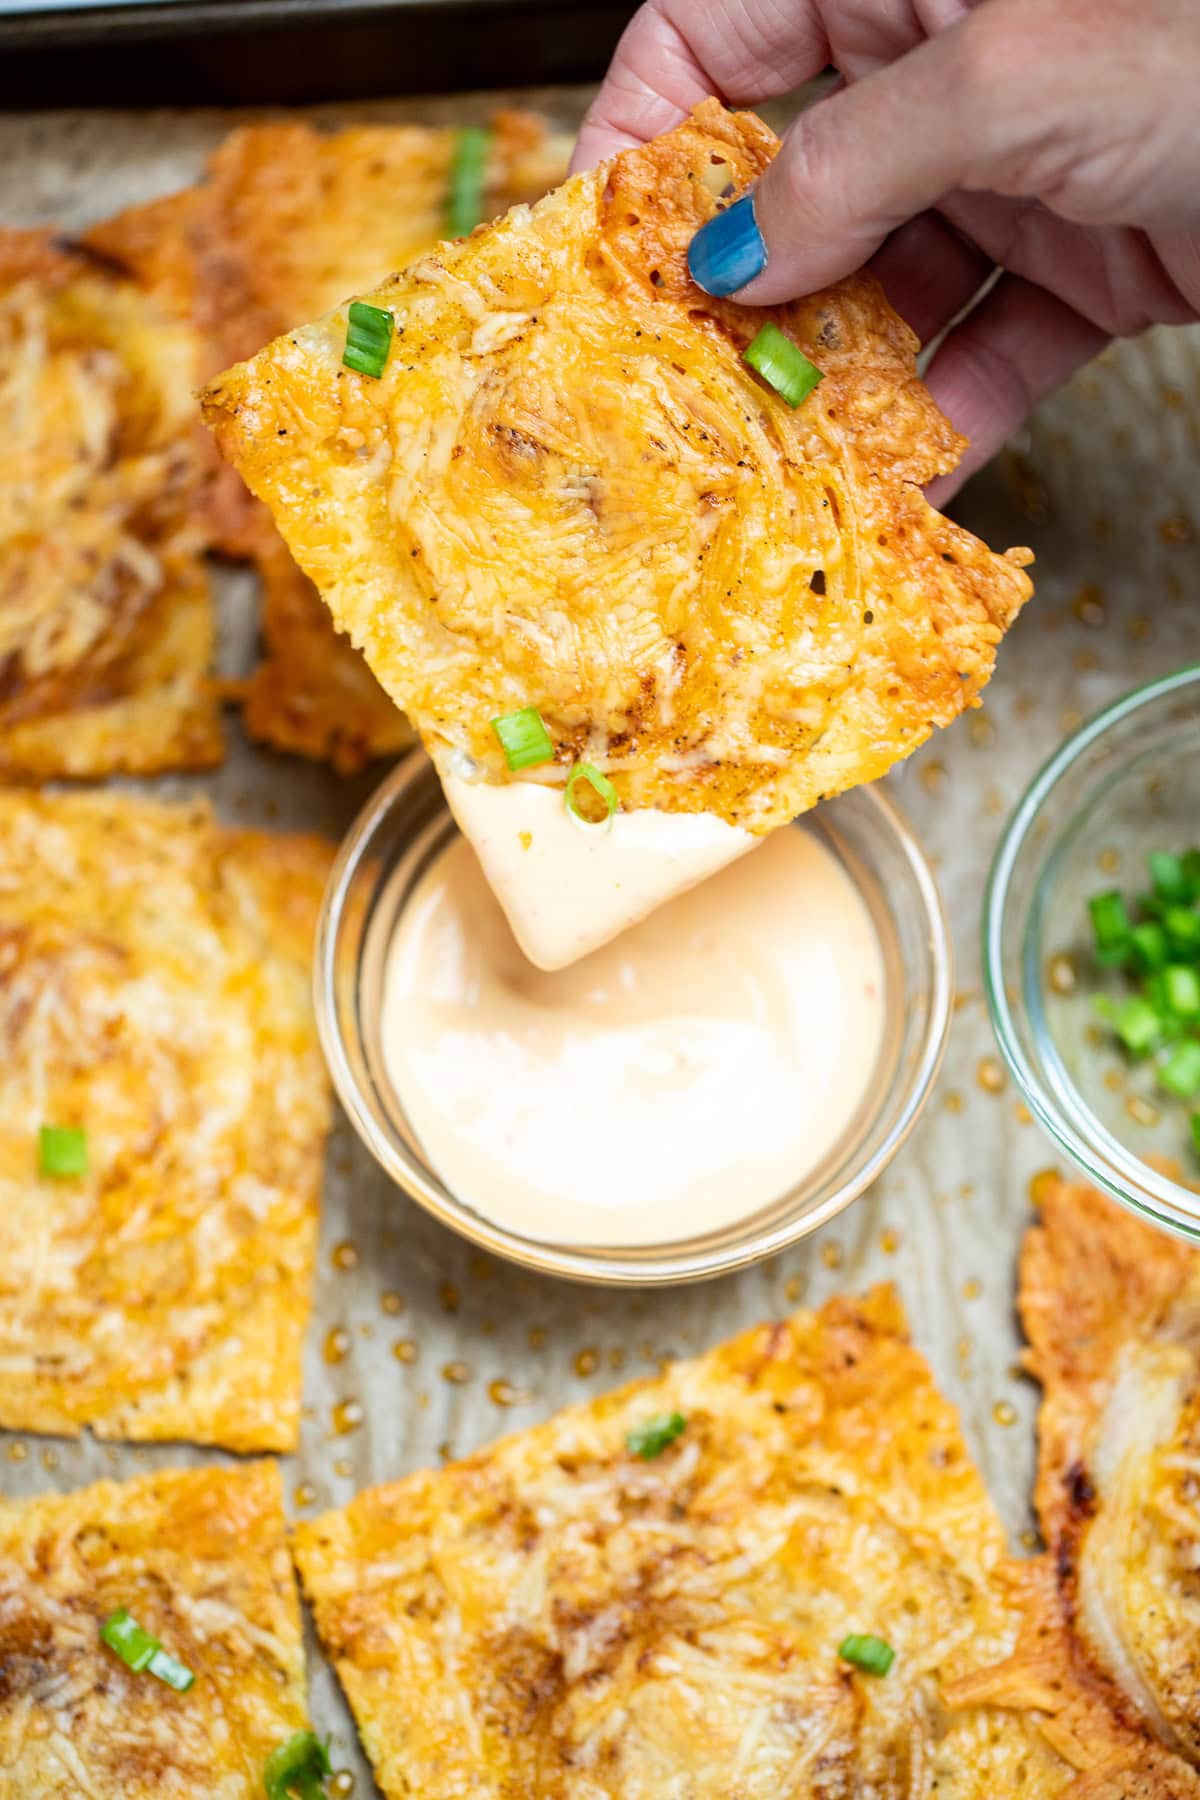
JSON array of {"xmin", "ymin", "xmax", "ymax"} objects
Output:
[{"xmin": 571, "ymin": 0, "xmax": 829, "ymax": 171}]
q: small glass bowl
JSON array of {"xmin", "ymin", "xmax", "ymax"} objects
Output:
[
  {"xmin": 316, "ymin": 754, "xmax": 953, "ymax": 1284},
  {"xmin": 985, "ymin": 664, "xmax": 1200, "ymax": 1239}
]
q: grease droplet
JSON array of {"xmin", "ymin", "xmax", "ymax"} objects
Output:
[
  {"xmin": 962, "ymin": 1278, "xmax": 982, "ymax": 1300},
  {"xmin": 1159, "ymin": 514, "xmax": 1195, "ymax": 546},
  {"xmin": 527, "ymin": 1326, "xmax": 547, "ymax": 1351},
  {"xmin": 294, "ymin": 1482, "xmax": 316, "ymax": 1508},
  {"xmin": 992, "ymin": 1401, "xmax": 1017, "ymax": 1427},
  {"xmin": 331, "ymin": 1240, "xmax": 359, "ymax": 1272},
  {"xmin": 40, "ymin": 1448, "xmax": 59, "ymax": 1472},
  {"xmin": 1029, "ymin": 1168, "xmax": 1059, "ymax": 1207},
  {"xmin": 1019, "ymin": 1528, "xmax": 1041, "ymax": 1551},
  {"xmin": 919, "ymin": 760, "xmax": 945, "ymax": 793},
  {"xmin": 1046, "ymin": 953, "xmax": 1076, "ymax": 995},
  {"xmin": 438, "ymin": 1441, "xmax": 454, "ymax": 1462},
  {"xmin": 574, "ymin": 1348, "xmax": 599, "ymax": 1377},
  {"xmin": 976, "ymin": 1056, "xmax": 1006, "ymax": 1095},
  {"xmin": 489, "ymin": 1378, "xmax": 531, "ymax": 1407},
  {"xmin": 784, "ymin": 1275, "xmax": 801, "ymax": 1301},
  {"xmin": 608, "ymin": 1347, "xmax": 626, "ymax": 1370},
  {"xmin": 442, "ymin": 1360, "xmax": 471, "ymax": 1385},
  {"xmin": 7, "ymin": 1442, "xmax": 27, "ymax": 1463},
  {"xmin": 879, "ymin": 1228, "xmax": 899, "ymax": 1255},
  {"xmin": 1125, "ymin": 1093, "xmax": 1160, "ymax": 1128},
  {"xmin": 1071, "ymin": 583, "xmax": 1106, "ymax": 627},
  {"xmin": 943, "ymin": 1090, "xmax": 964, "ymax": 1115},
  {"xmin": 324, "ymin": 1326, "xmax": 351, "ymax": 1365},
  {"xmin": 821, "ymin": 1241, "xmax": 843, "ymax": 1270},
  {"xmin": 330, "ymin": 1774, "xmax": 355, "ymax": 1798},
  {"xmin": 439, "ymin": 1281, "xmax": 461, "ymax": 1315},
  {"xmin": 332, "ymin": 1398, "xmax": 364, "ymax": 1435},
  {"xmin": 392, "ymin": 1338, "xmax": 418, "ymax": 1364},
  {"xmin": 380, "ymin": 1290, "xmax": 404, "ymax": 1315},
  {"xmin": 1097, "ymin": 846, "xmax": 1121, "ymax": 874},
  {"xmin": 333, "ymin": 1457, "xmax": 354, "ymax": 1478},
  {"xmin": 1014, "ymin": 1102, "xmax": 1032, "ymax": 1125},
  {"xmin": 1104, "ymin": 1068, "xmax": 1124, "ymax": 1092}
]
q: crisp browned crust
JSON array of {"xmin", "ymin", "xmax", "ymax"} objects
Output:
[
  {"xmin": 1018, "ymin": 1173, "xmax": 1200, "ymax": 1767},
  {"xmin": 0, "ymin": 790, "xmax": 332, "ymax": 1449},
  {"xmin": 203, "ymin": 100, "xmax": 1032, "ymax": 830},
  {"xmin": 0, "ymin": 1463, "xmax": 311, "ymax": 1796},
  {"xmin": 0, "ymin": 227, "xmax": 221, "ymax": 780},
  {"xmin": 294, "ymin": 1286, "xmax": 1084, "ymax": 1798},
  {"xmin": 91, "ymin": 112, "xmax": 567, "ymax": 773}
]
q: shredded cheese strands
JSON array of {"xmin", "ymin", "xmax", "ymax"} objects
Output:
[
  {"xmin": 264, "ymin": 1729, "xmax": 333, "ymax": 1800},
  {"xmin": 342, "ymin": 301, "xmax": 394, "ymax": 379},
  {"xmin": 743, "ymin": 322, "xmax": 823, "ymax": 409},
  {"xmin": 38, "ymin": 1123, "xmax": 88, "ymax": 1179},
  {"xmin": 447, "ymin": 125, "xmax": 491, "ymax": 237},
  {"xmin": 491, "ymin": 705, "xmax": 554, "ymax": 771},
  {"xmin": 626, "ymin": 1411, "xmax": 687, "ymax": 1459},
  {"xmin": 838, "ymin": 1633, "xmax": 895, "ymax": 1676},
  {"xmin": 564, "ymin": 761, "xmax": 618, "ymax": 832},
  {"xmin": 99, "ymin": 1608, "xmax": 195, "ymax": 1692}
]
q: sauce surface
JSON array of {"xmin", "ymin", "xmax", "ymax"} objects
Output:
[{"xmin": 381, "ymin": 823, "xmax": 885, "ymax": 1247}]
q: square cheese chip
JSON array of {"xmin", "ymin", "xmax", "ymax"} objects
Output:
[
  {"xmin": 203, "ymin": 100, "xmax": 1032, "ymax": 962},
  {"xmin": 0, "ymin": 791, "xmax": 333, "ymax": 1450},
  {"xmin": 89, "ymin": 112, "xmax": 568, "ymax": 774},
  {"xmin": 0, "ymin": 229, "xmax": 221, "ymax": 780},
  {"xmin": 0, "ymin": 1462, "xmax": 312, "ymax": 1796},
  {"xmin": 294, "ymin": 1288, "xmax": 1075, "ymax": 1798}
]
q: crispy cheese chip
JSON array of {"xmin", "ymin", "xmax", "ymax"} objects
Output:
[
  {"xmin": 0, "ymin": 1463, "xmax": 311, "ymax": 1797},
  {"xmin": 0, "ymin": 790, "xmax": 332, "ymax": 1450},
  {"xmin": 202, "ymin": 101, "xmax": 1032, "ymax": 832},
  {"xmin": 296, "ymin": 1286, "xmax": 1094, "ymax": 1798},
  {"xmin": 0, "ymin": 229, "xmax": 221, "ymax": 781},
  {"xmin": 91, "ymin": 112, "xmax": 568, "ymax": 773},
  {"xmin": 1017, "ymin": 1172, "xmax": 1200, "ymax": 1767}
]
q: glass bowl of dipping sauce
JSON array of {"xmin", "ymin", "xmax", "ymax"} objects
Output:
[
  {"xmin": 316, "ymin": 753, "xmax": 952, "ymax": 1284},
  {"xmin": 985, "ymin": 664, "xmax": 1200, "ymax": 1239}
]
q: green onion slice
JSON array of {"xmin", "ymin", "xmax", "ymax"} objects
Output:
[
  {"xmin": 564, "ymin": 762, "xmax": 618, "ymax": 831},
  {"xmin": 838, "ymin": 1633, "xmax": 895, "ymax": 1676},
  {"xmin": 743, "ymin": 322, "xmax": 823, "ymax": 408},
  {"xmin": 38, "ymin": 1123, "xmax": 88, "ymax": 1179},
  {"xmin": 1088, "ymin": 890, "xmax": 1131, "ymax": 965},
  {"xmin": 342, "ymin": 300, "xmax": 394, "ymax": 379},
  {"xmin": 264, "ymin": 1729, "xmax": 333, "ymax": 1800},
  {"xmin": 100, "ymin": 1608, "xmax": 194, "ymax": 1691},
  {"xmin": 1114, "ymin": 995, "xmax": 1162, "ymax": 1057},
  {"xmin": 1165, "ymin": 964, "xmax": 1200, "ymax": 1019},
  {"xmin": 447, "ymin": 125, "xmax": 490, "ymax": 238},
  {"xmin": 1160, "ymin": 1040, "xmax": 1200, "ymax": 1099},
  {"xmin": 1164, "ymin": 904, "xmax": 1200, "ymax": 957},
  {"xmin": 1130, "ymin": 920, "xmax": 1169, "ymax": 972},
  {"xmin": 625, "ymin": 1411, "xmax": 686, "ymax": 1459},
  {"xmin": 1191, "ymin": 1111, "xmax": 1200, "ymax": 1158},
  {"xmin": 1149, "ymin": 851, "xmax": 1189, "ymax": 904},
  {"xmin": 491, "ymin": 705, "xmax": 554, "ymax": 772}
]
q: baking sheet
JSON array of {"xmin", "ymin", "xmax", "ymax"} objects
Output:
[{"xmin": 2, "ymin": 87, "xmax": 1199, "ymax": 1793}]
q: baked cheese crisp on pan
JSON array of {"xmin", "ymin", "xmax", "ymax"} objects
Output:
[
  {"xmin": 203, "ymin": 101, "xmax": 1032, "ymax": 958},
  {"xmin": 0, "ymin": 1462, "xmax": 312, "ymax": 1797},
  {"xmin": 295, "ymin": 1286, "xmax": 1131, "ymax": 1800},
  {"xmin": 1018, "ymin": 1172, "xmax": 1200, "ymax": 1769},
  {"xmin": 0, "ymin": 230, "xmax": 221, "ymax": 781},
  {"xmin": 91, "ymin": 112, "xmax": 568, "ymax": 774},
  {"xmin": 0, "ymin": 791, "xmax": 332, "ymax": 1450}
]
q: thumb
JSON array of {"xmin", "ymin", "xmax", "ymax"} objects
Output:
[{"xmin": 689, "ymin": 4, "xmax": 1024, "ymax": 302}]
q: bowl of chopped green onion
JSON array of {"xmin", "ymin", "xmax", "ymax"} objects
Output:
[{"xmin": 985, "ymin": 664, "xmax": 1200, "ymax": 1238}]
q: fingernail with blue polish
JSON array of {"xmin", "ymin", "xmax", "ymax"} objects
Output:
[{"xmin": 687, "ymin": 194, "xmax": 765, "ymax": 297}]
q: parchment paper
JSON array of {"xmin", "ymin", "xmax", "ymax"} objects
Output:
[{"xmin": 2, "ymin": 86, "xmax": 1198, "ymax": 1792}]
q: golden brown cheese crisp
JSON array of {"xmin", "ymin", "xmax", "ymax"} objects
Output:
[
  {"xmin": 0, "ymin": 229, "xmax": 221, "ymax": 781},
  {"xmin": 0, "ymin": 790, "xmax": 333, "ymax": 1450},
  {"xmin": 92, "ymin": 112, "xmax": 568, "ymax": 773},
  {"xmin": 203, "ymin": 101, "xmax": 1032, "ymax": 832},
  {"xmin": 1019, "ymin": 1172, "xmax": 1200, "ymax": 1769},
  {"xmin": 295, "ymin": 1285, "xmax": 1110, "ymax": 1799},
  {"xmin": 0, "ymin": 1462, "xmax": 311, "ymax": 1797}
]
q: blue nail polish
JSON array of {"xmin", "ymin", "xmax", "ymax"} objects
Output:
[{"xmin": 687, "ymin": 194, "xmax": 766, "ymax": 297}]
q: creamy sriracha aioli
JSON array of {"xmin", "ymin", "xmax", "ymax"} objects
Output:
[{"xmin": 380, "ymin": 810, "xmax": 885, "ymax": 1248}]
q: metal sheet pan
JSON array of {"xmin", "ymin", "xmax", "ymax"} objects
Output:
[{"xmin": 2, "ymin": 86, "xmax": 1199, "ymax": 1794}]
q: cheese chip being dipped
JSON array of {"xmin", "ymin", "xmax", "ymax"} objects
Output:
[{"xmin": 203, "ymin": 100, "xmax": 1032, "ymax": 967}]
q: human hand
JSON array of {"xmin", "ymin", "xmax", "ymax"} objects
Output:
[{"xmin": 573, "ymin": 0, "xmax": 1200, "ymax": 496}]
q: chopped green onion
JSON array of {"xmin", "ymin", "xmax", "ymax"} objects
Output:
[
  {"xmin": 264, "ymin": 1729, "xmax": 333, "ymax": 1800},
  {"xmin": 565, "ymin": 761, "xmax": 618, "ymax": 831},
  {"xmin": 1160, "ymin": 1040, "xmax": 1200, "ymax": 1099},
  {"xmin": 1164, "ymin": 905, "xmax": 1200, "ymax": 959},
  {"xmin": 1088, "ymin": 890, "xmax": 1131, "ymax": 965},
  {"xmin": 1130, "ymin": 920, "xmax": 1169, "ymax": 971},
  {"xmin": 38, "ymin": 1124, "xmax": 87, "ymax": 1179},
  {"xmin": 838, "ymin": 1633, "xmax": 895, "ymax": 1676},
  {"xmin": 743, "ymin": 322, "xmax": 823, "ymax": 409},
  {"xmin": 342, "ymin": 300, "xmax": 393, "ymax": 379},
  {"xmin": 1191, "ymin": 1111, "xmax": 1200, "ymax": 1158},
  {"xmin": 625, "ymin": 1411, "xmax": 686, "ymax": 1459},
  {"xmin": 100, "ymin": 1608, "xmax": 194, "ymax": 1691},
  {"xmin": 1182, "ymin": 850, "xmax": 1200, "ymax": 898},
  {"xmin": 1164, "ymin": 964, "xmax": 1200, "ymax": 1019},
  {"xmin": 1150, "ymin": 851, "xmax": 1189, "ymax": 905},
  {"xmin": 491, "ymin": 705, "xmax": 554, "ymax": 772},
  {"xmin": 447, "ymin": 125, "xmax": 490, "ymax": 238},
  {"xmin": 1114, "ymin": 995, "xmax": 1162, "ymax": 1057}
]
